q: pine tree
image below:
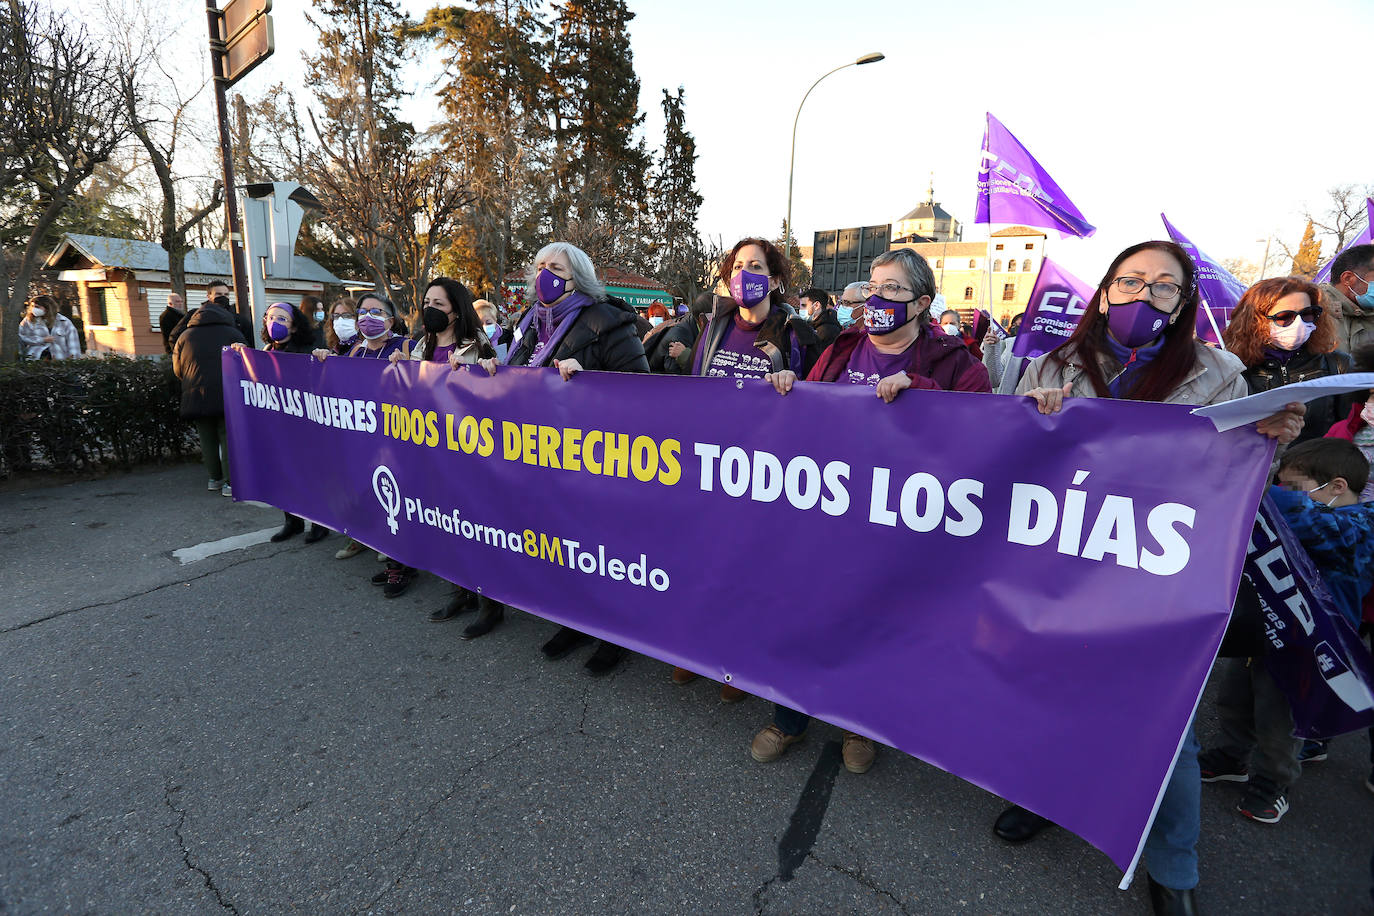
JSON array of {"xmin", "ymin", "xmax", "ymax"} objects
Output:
[
  {"xmin": 419, "ymin": 1, "xmax": 550, "ymax": 301},
  {"xmin": 548, "ymin": 0, "xmax": 651, "ymax": 269},
  {"xmin": 774, "ymin": 221, "xmax": 811, "ymax": 291},
  {"xmin": 1290, "ymin": 219, "xmax": 1322, "ymax": 280},
  {"xmin": 649, "ymin": 87, "xmax": 703, "ymax": 302}
]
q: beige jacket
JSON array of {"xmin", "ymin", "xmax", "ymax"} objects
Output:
[
  {"xmin": 409, "ymin": 335, "xmax": 488, "ymax": 364},
  {"xmin": 1317, "ymin": 283, "xmax": 1374, "ymax": 357},
  {"xmin": 1015, "ymin": 339, "xmax": 1249, "ymax": 407}
]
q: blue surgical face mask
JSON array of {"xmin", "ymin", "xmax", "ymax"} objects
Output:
[
  {"xmin": 1352, "ymin": 273, "xmax": 1374, "ymax": 311},
  {"xmin": 1307, "ymin": 480, "xmax": 1338, "ymax": 507},
  {"xmin": 837, "ymin": 306, "xmax": 855, "ymax": 324}
]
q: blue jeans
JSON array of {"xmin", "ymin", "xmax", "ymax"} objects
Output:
[
  {"xmin": 1143, "ymin": 721, "xmax": 1200, "ymax": 891},
  {"xmin": 774, "ymin": 704, "xmax": 809, "ymax": 736}
]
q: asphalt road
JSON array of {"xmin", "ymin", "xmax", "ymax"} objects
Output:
[{"xmin": 2, "ymin": 464, "xmax": 1371, "ymax": 915}]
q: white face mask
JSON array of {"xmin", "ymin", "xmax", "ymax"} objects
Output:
[
  {"xmin": 31, "ymin": 307, "xmax": 45, "ymax": 317},
  {"xmin": 333, "ymin": 316, "xmax": 358, "ymax": 341},
  {"xmin": 941, "ymin": 323, "xmax": 960, "ymax": 337},
  {"xmin": 1269, "ymin": 319, "xmax": 1314, "ymax": 351}
]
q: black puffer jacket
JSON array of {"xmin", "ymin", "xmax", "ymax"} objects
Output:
[
  {"xmin": 644, "ymin": 315, "xmax": 700, "ymax": 374},
  {"xmin": 811, "ymin": 309, "xmax": 842, "ymax": 353},
  {"xmin": 171, "ymin": 304, "xmax": 247, "ymax": 419},
  {"xmin": 1242, "ymin": 347, "xmax": 1354, "ymax": 444},
  {"xmin": 507, "ymin": 296, "xmax": 649, "ymax": 373}
]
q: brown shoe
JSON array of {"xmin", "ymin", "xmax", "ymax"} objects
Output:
[
  {"xmin": 670, "ymin": 667, "xmax": 698, "ymax": 685},
  {"xmin": 842, "ymin": 732, "xmax": 875, "ymax": 774},
  {"xmin": 719, "ymin": 683, "xmax": 747, "ymax": 703},
  {"xmin": 750, "ymin": 724, "xmax": 804, "ymax": 763}
]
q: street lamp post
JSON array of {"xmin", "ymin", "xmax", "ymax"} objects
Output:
[{"xmin": 785, "ymin": 52, "xmax": 885, "ymax": 264}]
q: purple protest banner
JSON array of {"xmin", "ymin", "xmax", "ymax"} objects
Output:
[
  {"xmin": 1010, "ymin": 257, "xmax": 1094, "ymax": 360},
  {"xmin": 1161, "ymin": 214, "xmax": 1247, "ymax": 346},
  {"xmin": 223, "ymin": 350, "xmax": 1275, "ymax": 880},
  {"xmin": 1314, "ymin": 197, "xmax": 1374, "ymax": 284},
  {"xmin": 1247, "ymin": 494, "xmax": 1374, "ymax": 737},
  {"xmin": 975, "ymin": 113, "xmax": 1096, "ymax": 238}
]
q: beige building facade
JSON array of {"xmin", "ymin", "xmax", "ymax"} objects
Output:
[{"xmin": 893, "ymin": 226, "xmax": 1047, "ymax": 326}]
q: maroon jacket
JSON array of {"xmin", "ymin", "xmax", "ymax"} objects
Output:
[
  {"xmin": 1325, "ymin": 401, "xmax": 1368, "ymax": 442},
  {"xmin": 806, "ymin": 326, "xmax": 992, "ymax": 392}
]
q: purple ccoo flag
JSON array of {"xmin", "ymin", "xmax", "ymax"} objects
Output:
[
  {"xmin": 1011, "ymin": 257, "xmax": 1095, "ymax": 360},
  {"xmin": 1161, "ymin": 214, "xmax": 1247, "ymax": 346},
  {"xmin": 1314, "ymin": 197, "xmax": 1374, "ymax": 284},
  {"xmin": 975, "ymin": 113, "xmax": 1096, "ymax": 239}
]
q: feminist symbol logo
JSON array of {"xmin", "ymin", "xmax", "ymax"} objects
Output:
[{"xmin": 373, "ymin": 466, "xmax": 401, "ymax": 534}]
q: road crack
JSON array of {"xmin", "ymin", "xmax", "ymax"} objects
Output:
[
  {"xmin": 164, "ymin": 779, "xmax": 240, "ymax": 914},
  {"xmin": 808, "ymin": 853, "xmax": 912, "ymax": 914}
]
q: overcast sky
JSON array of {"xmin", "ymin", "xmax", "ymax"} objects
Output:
[{"xmin": 86, "ymin": 0, "xmax": 1374, "ymax": 282}]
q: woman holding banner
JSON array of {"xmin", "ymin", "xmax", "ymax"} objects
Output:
[
  {"xmin": 748, "ymin": 247, "xmax": 991, "ymax": 776},
  {"xmin": 1005, "ymin": 240, "xmax": 1305, "ymax": 916},
  {"xmin": 484, "ymin": 242, "xmax": 649, "ymax": 674},
  {"xmin": 1221, "ymin": 276, "xmax": 1354, "ymax": 445},
  {"xmin": 669, "ymin": 238, "xmax": 818, "ymax": 700}
]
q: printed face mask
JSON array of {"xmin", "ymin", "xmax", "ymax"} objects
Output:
[
  {"xmin": 422, "ymin": 306, "xmax": 451, "ymax": 334},
  {"xmin": 728, "ymin": 269, "xmax": 770, "ymax": 308},
  {"xmin": 1268, "ymin": 318, "xmax": 1314, "ymax": 351},
  {"xmin": 1106, "ymin": 299, "xmax": 1171, "ymax": 348},
  {"xmin": 864, "ymin": 294, "xmax": 911, "ymax": 336},
  {"xmin": 536, "ymin": 268, "xmax": 567, "ymax": 305},
  {"xmin": 266, "ymin": 320, "xmax": 290, "ymax": 342},
  {"xmin": 358, "ymin": 315, "xmax": 389, "ymax": 339},
  {"xmin": 333, "ymin": 317, "xmax": 358, "ymax": 341}
]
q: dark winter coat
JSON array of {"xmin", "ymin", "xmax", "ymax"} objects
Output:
[
  {"xmin": 1242, "ymin": 347, "xmax": 1354, "ymax": 445},
  {"xmin": 811, "ymin": 309, "xmax": 843, "ymax": 353},
  {"xmin": 507, "ymin": 296, "xmax": 650, "ymax": 373},
  {"xmin": 168, "ymin": 300, "xmax": 255, "ymax": 352},
  {"xmin": 158, "ymin": 305, "xmax": 184, "ymax": 355},
  {"xmin": 690, "ymin": 298, "xmax": 819, "ymax": 377},
  {"xmin": 643, "ymin": 315, "xmax": 699, "ymax": 374},
  {"xmin": 171, "ymin": 304, "xmax": 247, "ymax": 419}
]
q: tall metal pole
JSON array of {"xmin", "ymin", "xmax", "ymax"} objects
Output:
[
  {"xmin": 205, "ymin": 0, "xmax": 252, "ymax": 334},
  {"xmin": 784, "ymin": 53, "xmax": 884, "ymax": 264}
]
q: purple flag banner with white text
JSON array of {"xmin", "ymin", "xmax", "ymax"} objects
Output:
[
  {"xmin": 224, "ymin": 350, "xmax": 1275, "ymax": 879},
  {"xmin": 1248, "ymin": 495, "xmax": 1374, "ymax": 738},
  {"xmin": 1161, "ymin": 214, "xmax": 1247, "ymax": 345},
  {"xmin": 975, "ymin": 113, "xmax": 1096, "ymax": 238},
  {"xmin": 1314, "ymin": 197, "xmax": 1374, "ymax": 284},
  {"xmin": 1010, "ymin": 258, "xmax": 1094, "ymax": 360}
]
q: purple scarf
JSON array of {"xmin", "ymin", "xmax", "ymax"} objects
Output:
[
  {"xmin": 1104, "ymin": 333, "xmax": 1168, "ymax": 399},
  {"xmin": 511, "ymin": 291, "xmax": 592, "ymax": 367}
]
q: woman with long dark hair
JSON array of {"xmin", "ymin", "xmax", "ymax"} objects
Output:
[{"xmin": 996, "ymin": 240, "xmax": 1305, "ymax": 916}]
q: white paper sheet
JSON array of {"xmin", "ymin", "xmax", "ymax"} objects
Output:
[{"xmin": 1191, "ymin": 372, "xmax": 1374, "ymax": 432}]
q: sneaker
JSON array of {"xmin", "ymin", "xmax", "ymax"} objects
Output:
[
  {"xmin": 207, "ymin": 479, "xmax": 224, "ymax": 491},
  {"xmin": 221, "ymin": 484, "xmax": 233, "ymax": 498},
  {"xmin": 842, "ymin": 733, "xmax": 876, "ymax": 774},
  {"xmin": 1297, "ymin": 740, "xmax": 1328, "ymax": 764},
  {"xmin": 375, "ymin": 551, "xmax": 386, "ymax": 562},
  {"xmin": 750, "ymin": 724, "xmax": 804, "ymax": 763},
  {"xmin": 1199, "ymin": 749, "xmax": 1248, "ymax": 783},
  {"xmin": 382, "ymin": 566, "xmax": 415, "ymax": 598},
  {"xmin": 335, "ymin": 539, "xmax": 365, "ymax": 560},
  {"xmin": 1237, "ymin": 785, "xmax": 1289, "ymax": 824},
  {"xmin": 371, "ymin": 569, "xmax": 390, "ymax": 585}
]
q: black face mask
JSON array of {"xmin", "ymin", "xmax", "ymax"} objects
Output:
[
  {"xmin": 212, "ymin": 295, "xmax": 231, "ymax": 309},
  {"xmin": 422, "ymin": 306, "xmax": 452, "ymax": 334}
]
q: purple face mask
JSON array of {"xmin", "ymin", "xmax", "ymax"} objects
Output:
[
  {"xmin": 357, "ymin": 315, "xmax": 389, "ymax": 339},
  {"xmin": 1106, "ymin": 299, "xmax": 1172, "ymax": 348},
  {"xmin": 863, "ymin": 294, "xmax": 911, "ymax": 335},
  {"xmin": 536, "ymin": 268, "xmax": 567, "ymax": 305},
  {"xmin": 728, "ymin": 270, "xmax": 770, "ymax": 308},
  {"xmin": 266, "ymin": 320, "xmax": 290, "ymax": 342}
]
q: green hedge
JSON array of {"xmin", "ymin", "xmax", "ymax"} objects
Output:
[{"xmin": 0, "ymin": 357, "xmax": 198, "ymax": 476}]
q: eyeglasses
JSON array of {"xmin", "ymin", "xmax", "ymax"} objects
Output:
[
  {"xmin": 1110, "ymin": 277, "xmax": 1181, "ymax": 300},
  {"xmin": 357, "ymin": 307, "xmax": 390, "ymax": 319},
  {"xmin": 859, "ymin": 281, "xmax": 912, "ymax": 298},
  {"xmin": 839, "ymin": 299, "xmax": 866, "ymax": 307},
  {"xmin": 1266, "ymin": 305, "xmax": 1322, "ymax": 327}
]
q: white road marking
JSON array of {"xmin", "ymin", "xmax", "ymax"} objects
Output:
[{"xmin": 172, "ymin": 528, "xmax": 278, "ymax": 565}]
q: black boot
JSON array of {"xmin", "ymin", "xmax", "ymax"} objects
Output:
[
  {"xmin": 1147, "ymin": 876, "xmax": 1198, "ymax": 916},
  {"xmin": 304, "ymin": 524, "xmax": 329, "ymax": 544},
  {"xmin": 583, "ymin": 640, "xmax": 624, "ymax": 676},
  {"xmin": 431, "ymin": 586, "xmax": 479, "ymax": 622},
  {"xmin": 993, "ymin": 804, "xmax": 1052, "ymax": 843},
  {"xmin": 461, "ymin": 598, "xmax": 504, "ymax": 640},
  {"xmin": 541, "ymin": 626, "xmax": 591, "ymax": 659},
  {"xmin": 270, "ymin": 513, "xmax": 305, "ymax": 542}
]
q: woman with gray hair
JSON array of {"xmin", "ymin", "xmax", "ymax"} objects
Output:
[
  {"xmin": 474, "ymin": 241, "xmax": 648, "ymax": 674},
  {"xmin": 751, "ymin": 246, "xmax": 992, "ymax": 776}
]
